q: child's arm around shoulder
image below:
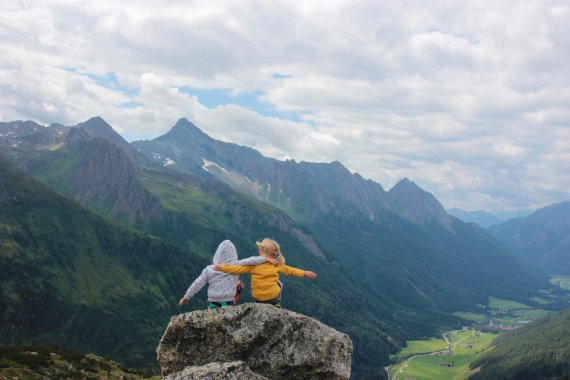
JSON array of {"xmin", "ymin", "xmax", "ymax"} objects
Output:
[
  {"xmin": 213, "ymin": 263, "xmax": 255, "ymax": 274},
  {"xmin": 232, "ymin": 256, "xmax": 278, "ymax": 266}
]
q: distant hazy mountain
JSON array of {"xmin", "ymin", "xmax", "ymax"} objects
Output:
[
  {"xmin": 489, "ymin": 202, "xmax": 570, "ymax": 275},
  {"xmin": 447, "ymin": 207, "xmax": 504, "ymax": 228},
  {"xmin": 470, "ymin": 309, "xmax": 570, "ymax": 380}
]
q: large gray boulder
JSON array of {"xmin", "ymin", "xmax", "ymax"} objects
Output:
[{"xmin": 157, "ymin": 303, "xmax": 352, "ymax": 379}]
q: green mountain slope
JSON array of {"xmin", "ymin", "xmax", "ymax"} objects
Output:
[
  {"xmin": 0, "ymin": 156, "xmax": 208, "ymax": 367},
  {"xmin": 132, "ymin": 168, "xmax": 407, "ymax": 378},
  {"xmin": 134, "ymin": 118, "xmax": 552, "ymax": 309},
  {"xmin": 0, "ymin": 345, "xmax": 152, "ymax": 379},
  {"xmin": 0, "ymin": 117, "xmax": 560, "ymax": 379},
  {"xmin": 470, "ymin": 308, "xmax": 570, "ymax": 380},
  {"xmin": 0, "ymin": 134, "xmax": 402, "ymax": 378}
]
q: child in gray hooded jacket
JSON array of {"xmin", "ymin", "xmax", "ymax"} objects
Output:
[{"xmin": 178, "ymin": 240, "xmax": 277, "ymax": 309}]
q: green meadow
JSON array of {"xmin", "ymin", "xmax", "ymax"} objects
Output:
[
  {"xmin": 488, "ymin": 297, "xmax": 531, "ymax": 310},
  {"xmin": 452, "ymin": 311, "xmax": 487, "ymax": 323},
  {"xmin": 390, "ymin": 331, "xmax": 498, "ymax": 380},
  {"xmin": 551, "ymin": 275, "xmax": 570, "ymax": 291},
  {"xmin": 394, "ymin": 338, "xmax": 449, "ymax": 359}
]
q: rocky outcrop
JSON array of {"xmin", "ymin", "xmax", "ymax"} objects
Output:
[
  {"xmin": 157, "ymin": 303, "xmax": 353, "ymax": 379},
  {"xmin": 163, "ymin": 361, "xmax": 268, "ymax": 380}
]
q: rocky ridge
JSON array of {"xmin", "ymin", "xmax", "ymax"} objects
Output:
[{"xmin": 157, "ymin": 303, "xmax": 353, "ymax": 379}]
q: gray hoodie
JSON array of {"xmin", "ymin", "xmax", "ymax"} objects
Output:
[{"xmin": 183, "ymin": 240, "xmax": 266, "ymax": 303}]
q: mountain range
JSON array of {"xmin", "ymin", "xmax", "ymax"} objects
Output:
[
  {"xmin": 489, "ymin": 202, "xmax": 570, "ymax": 275},
  {"xmin": 0, "ymin": 117, "xmax": 560, "ymax": 378},
  {"xmin": 447, "ymin": 207, "xmax": 504, "ymax": 229}
]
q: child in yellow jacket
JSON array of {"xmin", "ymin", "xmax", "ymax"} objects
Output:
[{"xmin": 213, "ymin": 238, "xmax": 317, "ymax": 307}]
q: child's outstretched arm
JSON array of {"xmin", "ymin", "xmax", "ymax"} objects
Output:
[
  {"xmin": 213, "ymin": 264, "xmax": 255, "ymax": 274},
  {"xmin": 278, "ymin": 265, "xmax": 317, "ymax": 279},
  {"xmin": 178, "ymin": 268, "xmax": 209, "ymax": 306}
]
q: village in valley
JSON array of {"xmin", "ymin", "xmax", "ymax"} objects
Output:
[{"xmin": 388, "ymin": 286, "xmax": 570, "ymax": 380}]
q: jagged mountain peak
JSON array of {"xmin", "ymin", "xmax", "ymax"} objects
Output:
[
  {"xmin": 388, "ymin": 178, "xmax": 454, "ymax": 231},
  {"xmin": 162, "ymin": 117, "xmax": 209, "ymax": 141},
  {"xmin": 75, "ymin": 116, "xmax": 121, "ymax": 140},
  {"xmin": 73, "ymin": 117, "xmax": 152, "ymax": 167},
  {"xmin": 135, "ymin": 120, "xmax": 459, "ymax": 229},
  {"xmin": 390, "ymin": 177, "xmax": 417, "ymax": 191}
]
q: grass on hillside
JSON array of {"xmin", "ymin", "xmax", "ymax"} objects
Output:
[
  {"xmin": 488, "ymin": 297, "xmax": 531, "ymax": 311},
  {"xmin": 551, "ymin": 276, "xmax": 570, "ymax": 291},
  {"xmin": 391, "ymin": 331, "xmax": 498, "ymax": 380},
  {"xmin": 0, "ymin": 345, "xmax": 157, "ymax": 379},
  {"xmin": 453, "ymin": 311, "xmax": 487, "ymax": 324},
  {"xmin": 531, "ymin": 296, "xmax": 552, "ymax": 305},
  {"xmin": 394, "ymin": 338, "xmax": 449, "ymax": 359},
  {"xmin": 138, "ymin": 170, "xmax": 218, "ymax": 216}
]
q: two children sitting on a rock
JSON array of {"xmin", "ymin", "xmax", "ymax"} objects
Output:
[{"xmin": 179, "ymin": 238, "xmax": 317, "ymax": 309}]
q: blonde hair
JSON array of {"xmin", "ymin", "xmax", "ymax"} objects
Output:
[{"xmin": 256, "ymin": 238, "xmax": 285, "ymax": 265}]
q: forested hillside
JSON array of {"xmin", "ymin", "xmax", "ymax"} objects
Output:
[
  {"xmin": 0, "ymin": 156, "xmax": 207, "ymax": 366},
  {"xmin": 0, "ymin": 153, "xmax": 401, "ymax": 378},
  {"xmin": 470, "ymin": 309, "xmax": 570, "ymax": 380}
]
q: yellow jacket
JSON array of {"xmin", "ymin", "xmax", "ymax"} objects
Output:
[{"xmin": 220, "ymin": 262, "xmax": 305, "ymax": 301}]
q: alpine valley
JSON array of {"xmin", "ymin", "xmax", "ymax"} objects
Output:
[{"xmin": 0, "ymin": 117, "xmax": 564, "ymax": 379}]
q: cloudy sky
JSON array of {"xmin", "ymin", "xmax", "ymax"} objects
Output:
[{"xmin": 1, "ymin": 1, "xmax": 569, "ymax": 217}]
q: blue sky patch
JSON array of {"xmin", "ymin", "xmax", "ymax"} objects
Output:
[
  {"xmin": 179, "ymin": 87, "xmax": 303, "ymax": 123},
  {"xmin": 60, "ymin": 66, "xmax": 139, "ymax": 97},
  {"xmin": 86, "ymin": 72, "xmax": 139, "ymax": 96},
  {"xmin": 272, "ymin": 73, "xmax": 291, "ymax": 79}
]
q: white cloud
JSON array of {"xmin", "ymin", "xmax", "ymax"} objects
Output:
[{"xmin": 1, "ymin": 0, "xmax": 569, "ymax": 214}]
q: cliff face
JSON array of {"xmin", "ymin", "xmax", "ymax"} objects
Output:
[
  {"xmin": 71, "ymin": 136, "xmax": 163, "ymax": 222},
  {"xmin": 156, "ymin": 303, "xmax": 353, "ymax": 379}
]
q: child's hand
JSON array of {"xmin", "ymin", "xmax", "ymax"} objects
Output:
[
  {"xmin": 266, "ymin": 257, "xmax": 279, "ymax": 266},
  {"xmin": 179, "ymin": 297, "xmax": 189, "ymax": 306},
  {"xmin": 213, "ymin": 264, "xmax": 223, "ymax": 271},
  {"xmin": 304, "ymin": 271, "xmax": 317, "ymax": 278}
]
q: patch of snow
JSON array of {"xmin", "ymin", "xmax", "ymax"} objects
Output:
[{"xmin": 202, "ymin": 158, "xmax": 228, "ymax": 173}]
